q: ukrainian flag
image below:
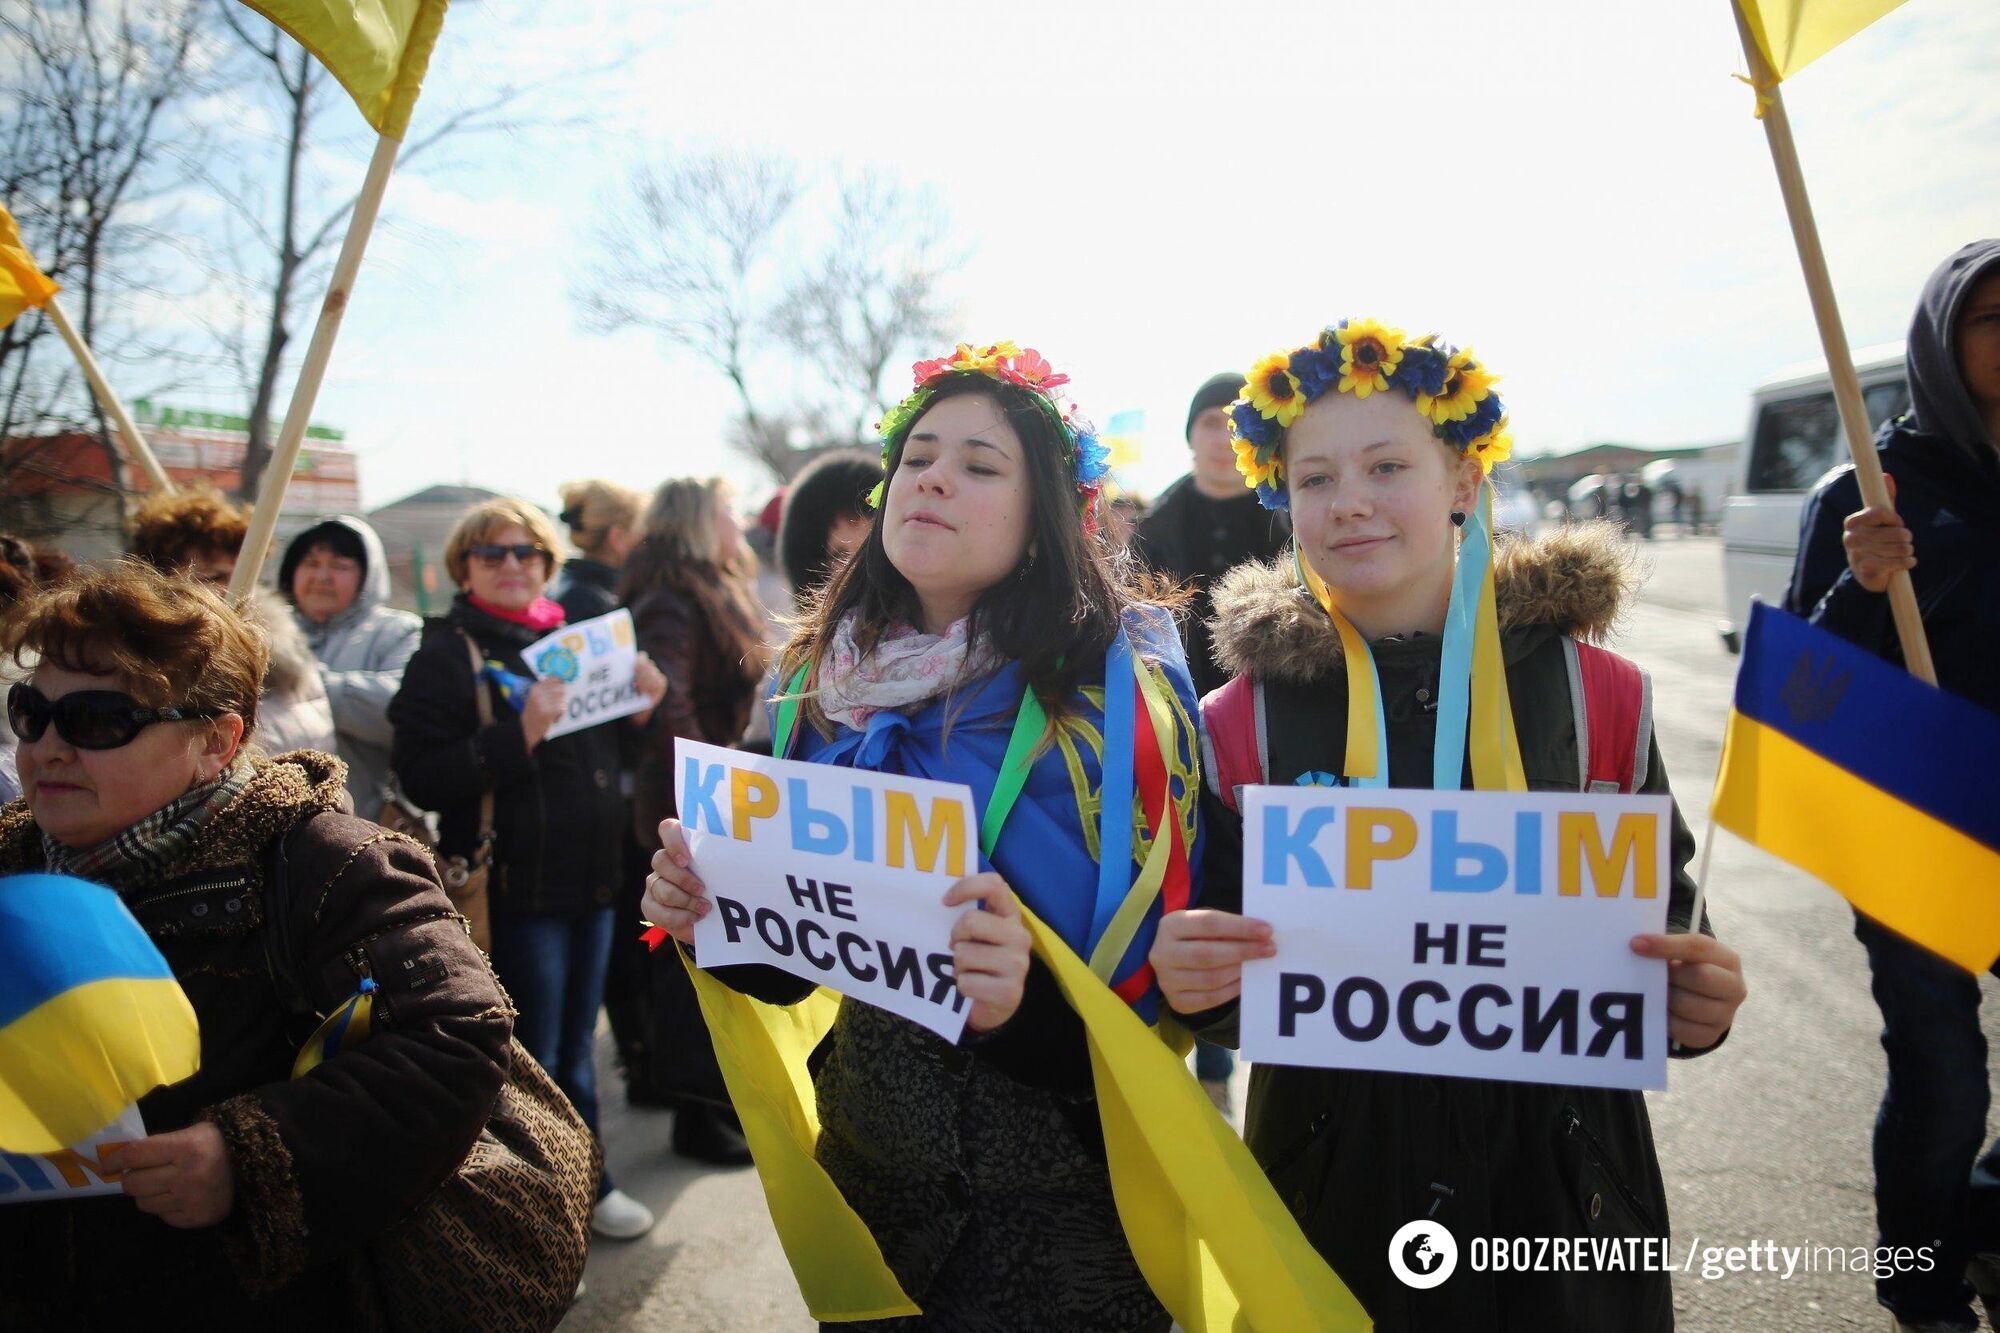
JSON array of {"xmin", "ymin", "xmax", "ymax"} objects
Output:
[
  {"xmin": 0, "ymin": 874, "xmax": 200, "ymax": 1153},
  {"xmin": 1712, "ymin": 603, "xmax": 2000, "ymax": 972},
  {"xmin": 1102, "ymin": 409, "xmax": 1145, "ymax": 471}
]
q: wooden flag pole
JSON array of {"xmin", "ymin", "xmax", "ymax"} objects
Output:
[
  {"xmin": 227, "ymin": 131, "xmax": 401, "ymax": 604},
  {"xmin": 1730, "ymin": 1, "xmax": 1936, "ymax": 684},
  {"xmin": 43, "ymin": 296, "xmax": 175, "ymax": 496}
]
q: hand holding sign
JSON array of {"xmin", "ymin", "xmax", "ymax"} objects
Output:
[
  {"xmin": 943, "ymin": 873, "xmax": 1031, "ymax": 1034},
  {"xmin": 521, "ymin": 677, "xmax": 567, "ymax": 752},
  {"xmin": 1631, "ymin": 931, "xmax": 1745, "ymax": 1051},
  {"xmin": 1151, "ymin": 910, "xmax": 1276, "ymax": 1014},
  {"xmin": 105, "ymin": 1121, "xmax": 234, "ymax": 1229},
  {"xmin": 645, "ymin": 817, "xmax": 709, "ymax": 946},
  {"xmin": 521, "ymin": 609, "xmax": 653, "ymax": 741}
]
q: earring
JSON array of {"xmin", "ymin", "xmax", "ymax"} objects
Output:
[{"xmin": 1450, "ymin": 510, "xmax": 1467, "ymax": 528}]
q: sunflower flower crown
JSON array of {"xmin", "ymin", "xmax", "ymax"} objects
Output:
[
  {"xmin": 1229, "ymin": 318, "xmax": 1514, "ymax": 511},
  {"xmin": 869, "ymin": 341, "xmax": 1111, "ymax": 531}
]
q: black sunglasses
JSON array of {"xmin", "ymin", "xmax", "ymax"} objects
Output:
[
  {"xmin": 469, "ymin": 543, "xmax": 550, "ymax": 566},
  {"xmin": 7, "ymin": 682, "xmax": 220, "ymax": 751}
]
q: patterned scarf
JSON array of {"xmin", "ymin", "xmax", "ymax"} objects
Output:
[
  {"xmin": 42, "ymin": 760, "xmax": 252, "ymax": 891},
  {"xmin": 813, "ymin": 611, "xmax": 1001, "ymax": 731}
]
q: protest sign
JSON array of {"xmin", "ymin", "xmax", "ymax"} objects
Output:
[
  {"xmin": 522, "ymin": 608, "xmax": 649, "ymax": 741},
  {"xmin": 1241, "ymin": 787, "xmax": 1671, "ymax": 1091},
  {"xmin": 675, "ymin": 739, "xmax": 975, "ymax": 1043},
  {"xmin": 0, "ymin": 1104, "xmax": 144, "ymax": 1204}
]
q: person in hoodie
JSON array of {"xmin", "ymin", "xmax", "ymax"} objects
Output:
[
  {"xmin": 278, "ymin": 517, "xmax": 422, "ymax": 816},
  {"xmin": 1785, "ymin": 239, "xmax": 2000, "ymax": 1333},
  {"xmin": 1148, "ymin": 319, "xmax": 1746, "ymax": 1331}
]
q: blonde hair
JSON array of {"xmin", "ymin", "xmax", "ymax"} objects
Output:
[
  {"xmin": 557, "ymin": 479, "xmax": 644, "ymax": 558},
  {"xmin": 442, "ymin": 497, "xmax": 565, "ymax": 588},
  {"xmin": 634, "ymin": 477, "xmax": 733, "ymax": 568}
]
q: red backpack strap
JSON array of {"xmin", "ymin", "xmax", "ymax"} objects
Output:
[
  {"xmin": 1199, "ymin": 674, "xmax": 1266, "ymax": 813},
  {"xmin": 1564, "ymin": 639, "xmax": 1653, "ymax": 794}
]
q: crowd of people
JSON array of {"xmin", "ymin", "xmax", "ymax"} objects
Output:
[{"xmin": 0, "ymin": 235, "xmax": 1993, "ymax": 1331}]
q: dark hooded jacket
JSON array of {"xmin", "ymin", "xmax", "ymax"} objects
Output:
[
  {"xmin": 387, "ymin": 595, "xmax": 628, "ymax": 916},
  {"xmin": 1785, "ymin": 239, "xmax": 2000, "ymax": 715},
  {"xmin": 1130, "ymin": 475, "xmax": 1292, "ymax": 699},
  {"xmin": 0, "ymin": 752, "xmax": 510, "ymax": 1328},
  {"xmin": 1194, "ymin": 524, "xmax": 1719, "ymax": 1333}
]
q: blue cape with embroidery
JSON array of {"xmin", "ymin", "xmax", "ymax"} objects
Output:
[{"xmin": 785, "ymin": 607, "xmax": 1203, "ymax": 1022}]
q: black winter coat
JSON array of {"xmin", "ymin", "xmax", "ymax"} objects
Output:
[
  {"xmin": 388, "ymin": 596, "xmax": 627, "ymax": 916},
  {"xmin": 1196, "ymin": 525, "xmax": 1723, "ymax": 1333}
]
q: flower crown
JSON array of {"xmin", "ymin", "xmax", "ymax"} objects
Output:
[
  {"xmin": 869, "ymin": 341, "xmax": 1111, "ymax": 531},
  {"xmin": 1229, "ymin": 318, "xmax": 1513, "ymax": 511}
]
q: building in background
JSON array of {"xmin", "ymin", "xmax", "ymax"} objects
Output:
[
  {"xmin": 0, "ymin": 398, "xmax": 360, "ymax": 563},
  {"xmin": 365, "ymin": 483, "xmax": 505, "ymax": 615}
]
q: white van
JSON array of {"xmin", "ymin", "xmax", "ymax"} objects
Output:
[{"xmin": 1717, "ymin": 344, "xmax": 1909, "ymax": 652}]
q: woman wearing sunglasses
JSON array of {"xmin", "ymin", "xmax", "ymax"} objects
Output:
[
  {"xmin": 387, "ymin": 495, "xmax": 666, "ymax": 1242},
  {"xmin": 0, "ymin": 562, "xmax": 513, "ymax": 1325}
]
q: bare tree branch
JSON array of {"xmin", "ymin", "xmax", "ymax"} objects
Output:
[{"xmin": 578, "ymin": 152, "xmax": 965, "ymax": 482}]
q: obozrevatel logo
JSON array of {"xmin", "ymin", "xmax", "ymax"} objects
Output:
[{"xmin": 1388, "ymin": 1219, "xmax": 1459, "ymax": 1289}]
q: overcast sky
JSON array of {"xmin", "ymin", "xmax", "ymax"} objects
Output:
[{"xmin": 194, "ymin": 0, "xmax": 2000, "ymax": 512}]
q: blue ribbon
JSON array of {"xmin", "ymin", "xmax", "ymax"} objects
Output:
[
  {"xmin": 1087, "ymin": 633, "xmax": 1137, "ymax": 956},
  {"xmin": 1432, "ymin": 482, "xmax": 1492, "ymax": 792}
]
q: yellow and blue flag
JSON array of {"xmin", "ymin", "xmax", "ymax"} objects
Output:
[
  {"xmin": 1102, "ymin": 409, "xmax": 1146, "ymax": 471},
  {"xmin": 0, "ymin": 204, "xmax": 59, "ymax": 332},
  {"xmin": 1737, "ymin": 0, "xmax": 1908, "ymax": 81},
  {"xmin": 237, "ymin": 0, "xmax": 447, "ymax": 139},
  {"xmin": 0, "ymin": 874, "xmax": 200, "ymax": 1153},
  {"xmin": 1712, "ymin": 603, "xmax": 2000, "ymax": 971}
]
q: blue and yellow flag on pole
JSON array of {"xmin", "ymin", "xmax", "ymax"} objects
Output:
[
  {"xmin": 1736, "ymin": 0, "xmax": 1909, "ymax": 81},
  {"xmin": 0, "ymin": 875, "xmax": 200, "ymax": 1154},
  {"xmin": 1712, "ymin": 603, "xmax": 2000, "ymax": 971},
  {"xmin": 0, "ymin": 204, "xmax": 59, "ymax": 332},
  {"xmin": 237, "ymin": 0, "xmax": 448, "ymax": 139}
]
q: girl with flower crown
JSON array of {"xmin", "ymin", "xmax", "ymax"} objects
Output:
[
  {"xmin": 641, "ymin": 344, "xmax": 1206, "ymax": 1331},
  {"xmin": 1150, "ymin": 320, "xmax": 1748, "ymax": 1332}
]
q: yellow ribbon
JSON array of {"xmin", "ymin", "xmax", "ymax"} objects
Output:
[
  {"xmin": 1299, "ymin": 556, "xmax": 1382, "ymax": 781},
  {"xmin": 1469, "ymin": 487, "xmax": 1528, "ymax": 792},
  {"xmin": 682, "ymin": 912, "xmax": 1369, "ymax": 1329}
]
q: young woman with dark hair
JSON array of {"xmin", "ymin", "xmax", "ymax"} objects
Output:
[{"xmin": 643, "ymin": 343, "xmax": 1202, "ymax": 1330}]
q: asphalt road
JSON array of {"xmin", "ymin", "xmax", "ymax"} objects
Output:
[{"xmin": 565, "ymin": 535, "xmax": 1999, "ymax": 1331}]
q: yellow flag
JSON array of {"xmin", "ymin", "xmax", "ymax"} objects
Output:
[
  {"xmin": 0, "ymin": 204, "xmax": 59, "ymax": 332},
  {"xmin": 1737, "ymin": 0, "xmax": 1909, "ymax": 80},
  {"xmin": 683, "ymin": 915, "xmax": 1370, "ymax": 1330},
  {"xmin": 238, "ymin": 1, "xmax": 448, "ymax": 139}
]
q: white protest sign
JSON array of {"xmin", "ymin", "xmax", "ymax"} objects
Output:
[
  {"xmin": 0, "ymin": 1103, "xmax": 145, "ymax": 1204},
  {"xmin": 522, "ymin": 608, "xmax": 649, "ymax": 742},
  {"xmin": 675, "ymin": 738, "xmax": 974, "ymax": 1043},
  {"xmin": 1241, "ymin": 787, "xmax": 1671, "ymax": 1091}
]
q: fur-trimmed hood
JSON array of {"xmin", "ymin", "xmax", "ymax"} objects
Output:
[
  {"xmin": 0, "ymin": 748, "xmax": 350, "ymax": 885},
  {"xmin": 1208, "ymin": 521, "xmax": 1640, "ymax": 686}
]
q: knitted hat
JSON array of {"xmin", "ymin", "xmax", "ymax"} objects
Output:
[{"xmin": 1186, "ymin": 372, "xmax": 1242, "ymax": 440}]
